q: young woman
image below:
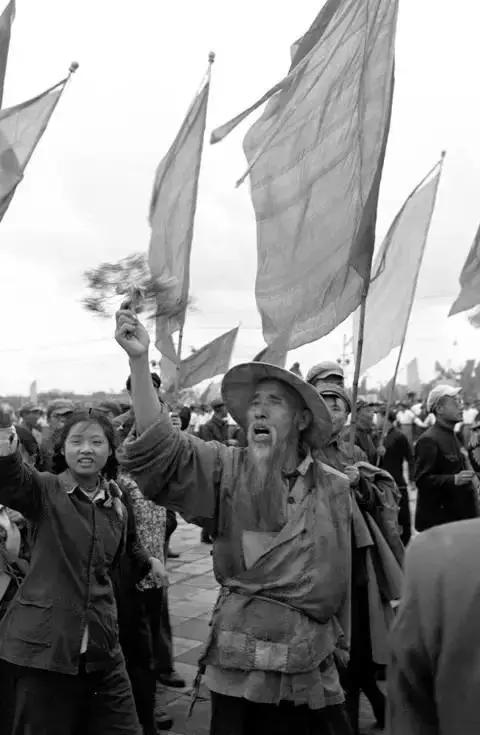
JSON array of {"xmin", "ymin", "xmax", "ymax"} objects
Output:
[{"xmin": 0, "ymin": 408, "xmax": 142, "ymax": 735}]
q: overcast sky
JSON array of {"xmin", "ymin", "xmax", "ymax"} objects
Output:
[{"xmin": 0, "ymin": 0, "xmax": 479, "ymax": 395}]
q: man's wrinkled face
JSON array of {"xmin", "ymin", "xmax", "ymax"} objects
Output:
[
  {"xmin": 323, "ymin": 395, "xmax": 348, "ymax": 436},
  {"xmin": 246, "ymin": 379, "xmax": 310, "ymax": 455}
]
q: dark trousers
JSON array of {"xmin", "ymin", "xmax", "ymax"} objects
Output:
[
  {"xmin": 142, "ymin": 586, "xmax": 173, "ymax": 674},
  {"xmin": 11, "ymin": 656, "xmax": 140, "ymax": 735},
  {"xmin": 210, "ymin": 692, "xmax": 353, "ymax": 735},
  {"xmin": 119, "ymin": 588, "xmax": 157, "ymax": 734},
  {"xmin": 398, "ymin": 485, "xmax": 412, "ymax": 546},
  {"xmin": 0, "ymin": 660, "xmax": 16, "ymax": 735},
  {"xmin": 342, "ymin": 587, "xmax": 385, "ymax": 735}
]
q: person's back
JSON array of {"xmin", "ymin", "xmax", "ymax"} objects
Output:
[{"xmin": 389, "ymin": 519, "xmax": 480, "ymax": 735}]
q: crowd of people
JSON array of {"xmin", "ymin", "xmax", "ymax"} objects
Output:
[{"xmin": 0, "ymin": 305, "xmax": 479, "ymax": 734}]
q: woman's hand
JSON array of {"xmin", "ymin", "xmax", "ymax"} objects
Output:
[
  {"xmin": 115, "ymin": 301, "xmax": 150, "ymax": 359},
  {"xmin": 150, "ymin": 556, "xmax": 169, "ymax": 588}
]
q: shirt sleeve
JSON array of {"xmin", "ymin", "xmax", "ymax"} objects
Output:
[
  {"xmin": 388, "ymin": 534, "xmax": 439, "ymax": 735},
  {"xmin": 0, "ymin": 451, "xmax": 44, "ymax": 520},
  {"xmin": 117, "ymin": 413, "xmax": 228, "ymax": 525}
]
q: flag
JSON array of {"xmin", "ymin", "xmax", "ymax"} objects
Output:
[
  {"xmin": 406, "ymin": 359, "xmax": 421, "ymax": 394},
  {"xmin": 354, "ymin": 158, "xmax": 443, "ymax": 374},
  {"xmin": 211, "ymin": 0, "xmax": 398, "ymax": 350},
  {"xmin": 0, "ymin": 0, "xmax": 15, "ymax": 108},
  {"xmin": 149, "ymin": 66, "xmax": 211, "ymax": 358},
  {"xmin": 449, "ymin": 224, "xmax": 480, "ymax": 317},
  {"xmin": 253, "ymin": 331, "xmax": 289, "ymax": 367},
  {"xmin": 0, "ymin": 76, "xmax": 68, "ymax": 222},
  {"xmin": 179, "ymin": 327, "xmax": 238, "ymax": 390}
]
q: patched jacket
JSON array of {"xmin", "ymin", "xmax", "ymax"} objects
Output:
[{"xmin": 118, "ymin": 415, "xmax": 352, "ymax": 675}]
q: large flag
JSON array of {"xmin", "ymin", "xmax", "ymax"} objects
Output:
[
  {"xmin": 449, "ymin": 225, "xmax": 480, "ymax": 317},
  {"xmin": 149, "ymin": 63, "xmax": 211, "ymax": 361},
  {"xmin": 0, "ymin": 75, "xmax": 69, "ymax": 222},
  {"xmin": 178, "ymin": 327, "xmax": 239, "ymax": 390},
  {"xmin": 354, "ymin": 156, "xmax": 443, "ymax": 374},
  {"xmin": 211, "ymin": 0, "xmax": 398, "ymax": 350},
  {"xmin": 0, "ymin": 0, "xmax": 15, "ymax": 108}
]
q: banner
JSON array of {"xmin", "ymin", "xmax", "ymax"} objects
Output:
[
  {"xmin": 149, "ymin": 69, "xmax": 210, "ymax": 358},
  {"xmin": 212, "ymin": 0, "xmax": 398, "ymax": 349},
  {"xmin": 354, "ymin": 159, "xmax": 443, "ymax": 374},
  {"xmin": 449, "ymin": 224, "xmax": 480, "ymax": 317},
  {"xmin": 0, "ymin": 76, "xmax": 69, "ymax": 222},
  {"xmin": 179, "ymin": 327, "xmax": 239, "ymax": 390},
  {"xmin": 0, "ymin": 0, "xmax": 15, "ymax": 108}
]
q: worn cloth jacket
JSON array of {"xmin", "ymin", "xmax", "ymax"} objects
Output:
[
  {"xmin": 118, "ymin": 415, "xmax": 352, "ymax": 675},
  {"xmin": 414, "ymin": 423, "xmax": 477, "ymax": 531},
  {"xmin": 388, "ymin": 519, "xmax": 480, "ymax": 735},
  {"xmin": 0, "ymin": 452, "xmax": 130, "ymax": 675}
]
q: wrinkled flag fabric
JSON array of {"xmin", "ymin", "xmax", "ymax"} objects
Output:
[
  {"xmin": 149, "ymin": 76, "xmax": 210, "ymax": 358},
  {"xmin": 354, "ymin": 160, "xmax": 443, "ymax": 374},
  {"xmin": 211, "ymin": 0, "xmax": 398, "ymax": 350},
  {"xmin": 0, "ymin": 77, "xmax": 67, "ymax": 222},
  {"xmin": 0, "ymin": 0, "xmax": 15, "ymax": 108},
  {"xmin": 179, "ymin": 327, "xmax": 239, "ymax": 390},
  {"xmin": 449, "ymin": 224, "xmax": 480, "ymax": 317}
]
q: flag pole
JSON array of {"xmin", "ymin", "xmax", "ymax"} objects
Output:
[
  {"xmin": 376, "ymin": 150, "xmax": 446, "ymax": 463},
  {"xmin": 349, "ymin": 285, "xmax": 369, "ymax": 453}
]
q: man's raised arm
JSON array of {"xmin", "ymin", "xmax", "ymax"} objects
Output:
[{"xmin": 115, "ymin": 301, "xmax": 162, "ymax": 433}]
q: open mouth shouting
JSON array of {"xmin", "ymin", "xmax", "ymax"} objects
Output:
[{"xmin": 250, "ymin": 424, "xmax": 273, "ymax": 443}]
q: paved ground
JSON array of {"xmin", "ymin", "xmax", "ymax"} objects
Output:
[{"xmin": 156, "ymin": 519, "xmax": 380, "ymax": 735}]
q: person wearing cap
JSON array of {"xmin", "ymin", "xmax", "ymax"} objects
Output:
[
  {"xmin": 316, "ymin": 385, "xmax": 388, "ymax": 733},
  {"xmin": 198, "ymin": 398, "xmax": 230, "ymax": 444},
  {"xmin": 414, "ymin": 385, "xmax": 478, "ymax": 532},
  {"xmin": 306, "ymin": 361, "xmax": 345, "ymax": 388},
  {"xmin": 350, "ymin": 399, "xmax": 377, "ymax": 465},
  {"xmin": 38, "ymin": 399, "xmax": 75, "ymax": 471},
  {"xmin": 115, "ymin": 304, "xmax": 353, "ymax": 735},
  {"xmin": 315, "ymin": 384, "xmax": 365, "ymax": 481},
  {"xmin": 17, "ymin": 403, "xmax": 43, "ymax": 450}
]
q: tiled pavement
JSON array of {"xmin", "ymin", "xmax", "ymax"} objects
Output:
[{"xmin": 156, "ymin": 519, "xmax": 380, "ymax": 735}]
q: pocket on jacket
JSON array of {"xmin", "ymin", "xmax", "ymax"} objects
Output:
[{"xmin": 13, "ymin": 598, "xmax": 52, "ymax": 646}]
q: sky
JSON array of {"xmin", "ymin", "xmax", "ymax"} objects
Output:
[{"xmin": 0, "ymin": 0, "xmax": 479, "ymax": 395}]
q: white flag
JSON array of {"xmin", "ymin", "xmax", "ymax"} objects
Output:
[
  {"xmin": 354, "ymin": 159, "xmax": 443, "ymax": 374},
  {"xmin": 212, "ymin": 0, "xmax": 398, "ymax": 349}
]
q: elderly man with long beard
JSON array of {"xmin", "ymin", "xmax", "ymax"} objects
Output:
[{"xmin": 114, "ymin": 304, "xmax": 353, "ymax": 735}]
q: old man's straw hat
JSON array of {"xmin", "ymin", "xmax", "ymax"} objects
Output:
[{"xmin": 222, "ymin": 362, "xmax": 332, "ymax": 449}]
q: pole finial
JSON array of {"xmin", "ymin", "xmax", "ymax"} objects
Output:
[
  {"xmin": 440, "ymin": 149, "xmax": 446, "ymax": 159},
  {"xmin": 208, "ymin": 51, "xmax": 216, "ymax": 65},
  {"xmin": 69, "ymin": 61, "xmax": 79, "ymax": 74}
]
